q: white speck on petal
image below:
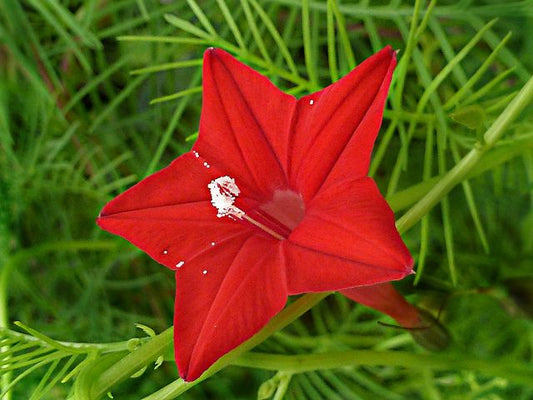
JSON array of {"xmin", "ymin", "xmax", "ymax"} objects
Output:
[
  {"xmin": 208, "ymin": 176, "xmax": 245, "ymax": 219},
  {"xmin": 163, "ymin": 250, "xmax": 168, "ymax": 255},
  {"xmin": 176, "ymin": 261, "xmax": 184, "ymax": 268},
  {"xmin": 193, "ymin": 151, "xmax": 200, "ymax": 158},
  {"xmin": 203, "ymin": 162, "xmax": 210, "ymax": 168},
  {"xmin": 309, "ymin": 99, "xmax": 314, "ymax": 105},
  {"xmin": 211, "ymin": 242, "xmax": 216, "ymax": 246},
  {"xmin": 202, "ymin": 269, "xmax": 208, "ymax": 275}
]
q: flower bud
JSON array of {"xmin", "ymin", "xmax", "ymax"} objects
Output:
[{"xmin": 341, "ymin": 283, "xmax": 450, "ymax": 351}]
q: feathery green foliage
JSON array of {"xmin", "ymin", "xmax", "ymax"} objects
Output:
[{"xmin": 1, "ymin": 0, "xmax": 532, "ymax": 399}]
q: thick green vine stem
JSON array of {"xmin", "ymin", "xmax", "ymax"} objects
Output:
[
  {"xmin": 87, "ymin": 327, "xmax": 173, "ymax": 399},
  {"xmin": 232, "ymin": 351, "xmax": 533, "ymax": 387},
  {"xmin": 88, "ymin": 293, "xmax": 330, "ymax": 399},
  {"xmin": 396, "ymin": 73, "xmax": 533, "ymax": 234}
]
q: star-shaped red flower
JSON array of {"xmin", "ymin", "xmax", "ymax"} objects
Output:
[{"xmin": 97, "ymin": 46, "xmax": 413, "ymax": 381}]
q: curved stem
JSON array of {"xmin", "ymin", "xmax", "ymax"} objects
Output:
[
  {"xmin": 0, "ymin": 260, "xmax": 12, "ymax": 400},
  {"xmin": 90, "ymin": 327, "xmax": 173, "ymax": 399},
  {"xmin": 232, "ymin": 350, "xmax": 533, "ymax": 387},
  {"xmin": 119, "ymin": 292, "xmax": 330, "ymax": 400},
  {"xmin": 396, "ymin": 73, "xmax": 533, "ymax": 234},
  {"xmin": 0, "ymin": 327, "xmax": 142, "ymax": 353}
]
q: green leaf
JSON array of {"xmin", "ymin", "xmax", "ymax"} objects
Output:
[{"xmin": 450, "ymin": 105, "xmax": 487, "ymax": 130}]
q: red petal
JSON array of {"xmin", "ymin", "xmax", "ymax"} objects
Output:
[
  {"xmin": 289, "ymin": 46, "xmax": 396, "ymax": 202},
  {"xmin": 195, "ymin": 48, "xmax": 296, "ymax": 200},
  {"xmin": 98, "ymin": 152, "xmax": 289, "ymax": 380},
  {"xmin": 97, "ymin": 152, "xmax": 248, "ymax": 270},
  {"xmin": 285, "ymin": 177, "xmax": 413, "ymax": 294},
  {"xmin": 340, "ymin": 283, "xmax": 421, "ymax": 327},
  {"xmin": 174, "ymin": 235, "xmax": 287, "ymax": 381}
]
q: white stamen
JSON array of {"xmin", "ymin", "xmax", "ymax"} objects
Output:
[
  {"xmin": 309, "ymin": 99, "xmax": 314, "ymax": 105},
  {"xmin": 176, "ymin": 261, "xmax": 184, "ymax": 268},
  {"xmin": 208, "ymin": 176, "xmax": 245, "ymax": 218}
]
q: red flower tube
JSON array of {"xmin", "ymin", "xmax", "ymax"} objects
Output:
[
  {"xmin": 342, "ymin": 283, "xmax": 450, "ymax": 351},
  {"xmin": 97, "ymin": 47, "xmax": 413, "ymax": 381}
]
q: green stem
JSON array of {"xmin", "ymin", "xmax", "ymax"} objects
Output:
[
  {"xmin": 396, "ymin": 73, "xmax": 533, "ymax": 234},
  {"xmin": 89, "ymin": 327, "xmax": 173, "ymax": 399},
  {"xmin": 0, "ymin": 268, "xmax": 11, "ymax": 400},
  {"xmin": 0, "ymin": 328, "xmax": 141, "ymax": 353},
  {"xmin": 386, "ymin": 134, "xmax": 533, "ymax": 212},
  {"xmin": 124, "ymin": 293, "xmax": 329, "ymax": 400},
  {"xmin": 232, "ymin": 350, "xmax": 533, "ymax": 387}
]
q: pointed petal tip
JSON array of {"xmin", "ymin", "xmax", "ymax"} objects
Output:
[
  {"xmin": 95, "ymin": 204, "xmax": 112, "ymax": 224},
  {"xmin": 203, "ymin": 47, "xmax": 230, "ymax": 62},
  {"xmin": 95, "ymin": 213, "xmax": 105, "ymax": 228},
  {"xmin": 95, "ymin": 213, "xmax": 113, "ymax": 234},
  {"xmin": 204, "ymin": 46, "xmax": 216, "ymax": 56},
  {"xmin": 405, "ymin": 254, "xmax": 415, "ymax": 275},
  {"xmin": 376, "ymin": 45, "xmax": 396, "ymax": 65},
  {"xmin": 179, "ymin": 369, "xmax": 200, "ymax": 383},
  {"xmin": 383, "ymin": 45, "xmax": 397, "ymax": 62},
  {"xmin": 178, "ymin": 370, "xmax": 192, "ymax": 382},
  {"xmin": 203, "ymin": 47, "xmax": 218, "ymax": 63}
]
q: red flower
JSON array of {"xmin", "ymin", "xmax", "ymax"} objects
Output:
[{"xmin": 97, "ymin": 47, "xmax": 413, "ymax": 381}]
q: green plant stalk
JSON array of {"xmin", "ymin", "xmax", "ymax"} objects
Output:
[
  {"xmin": 0, "ymin": 327, "xmax": 138, "ymax": 353},
  {"xmin": 396, "ymin": 73, "xmax": 533, "ymax": 234},
  {"xmin": 387, "ymin": 134, "xmax": 533, "ymax": 212},
  {"xmin": 0, "ymin": 265, "xmax": 12, "ymax": 400},
  {"xmin": 87, "ymin": 327, "xmax": 173, "ymax": 399},
  {"xmin": 90, "ymin": 293, "xmax": 330, "ymax": 400},
  {"xmin": 232, "ymin": 351, "xmax": 533, "ymax": 387},
  {"xmin": 0, "ymin": 177, "xmax": 11, "ymax": 400}
]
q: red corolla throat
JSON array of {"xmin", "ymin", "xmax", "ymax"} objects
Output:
[{"xmin": 208, "ymin": 176, "xmax": 305, "ymax": 241}]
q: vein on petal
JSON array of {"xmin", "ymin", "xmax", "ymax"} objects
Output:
[
  {"xmin": 206, "ymin": 60, "xmax": 261, "ymax": 190},
  {"xmin": 184, "ymin": 230, "xmax": 252, "ymax": 266},
  {"xmin": 286, "ymin": 241, "xmax": 407, "ymax": 273},
  {"xmin": 188, "ymin": 233, "xmax": 254, "ymax": 363},
  {"xmin": 285, "ymin": 99, "xmax": 303, "ymax": 182},
  {"xmin": 215, "ymin": 53, "xmax": 291, "ymax": 185},
  {"xmin": 207, "ymin": 54, "xmax": 291, "ymax": 191},
  {"xmin": 306, "ymin": 209, "xmax": 410, "ymax": 268},
  {"xmin": 311, "ymin": 57, "xmax": 395, "ymax": 199},
  {"xmin": 99, "ymin": 200, "xmax": 210, "ymax": 218}
]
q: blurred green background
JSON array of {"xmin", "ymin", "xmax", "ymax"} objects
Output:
[{"xmin": 1, "ymin": 0, "xmax": 532, "ymax": 398}]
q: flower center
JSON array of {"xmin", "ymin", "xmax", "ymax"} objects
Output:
[{"xmin": 208, "ymin": 176, "xmax": 305, "ymax": 241}]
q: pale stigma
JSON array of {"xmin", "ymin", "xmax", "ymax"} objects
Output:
[{"xmin": 208, "ymin": 176, "xmax": 245, "ymax": 219}]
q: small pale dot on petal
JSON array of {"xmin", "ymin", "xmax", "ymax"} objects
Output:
[
  {"xmin": 211, "ymin": 242, "xmax": 215, "ymax": 246},
  {"xmin": 163, "ymin": 250, "xmax": 168, "ymax": 255},
  {"xmin": 176, "ymin": 261, "xmax": 185, "ymax": 268},
  {"xmin": 309, "ymin": 100, "xmax": 314, "ymax": 105},
  {"xmin": 202, "ymin": 269, "xmax": 208, "ymax": 275}
]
